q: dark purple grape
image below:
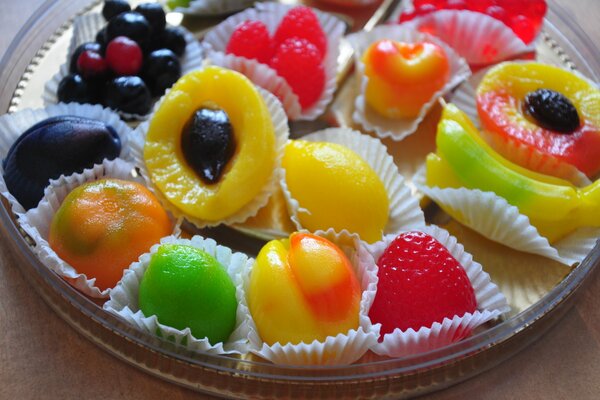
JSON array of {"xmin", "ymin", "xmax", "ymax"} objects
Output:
[
  {"xmin": 102, "ymin": 0, "xmax": 131, "ymax": 21},
  {"xmin": 141, "ymin": 49, "xmax": 181, "ymax": 96},
  {"xmin": 95, "ymin": 27, "xmax": 108, "ymax": 54},
  {"xmin": 2, "ymin": 116, "xmax": 121, "ymax": 210},
  {"xmin": 106, "ymin": 11, "xmax": 151, "ymax": 50},
  {"xmin": 69, "ymin": 42, "xmax": 102, "ymax": 73},
  {"xmin": 103, "ymin": 76, "xmax": 152, "ymax": 115},
  {"xmin": 135, "ymin": 3, "xmax": 166, "ymax": 33},
  {"xmin": 57, "ymin": 74, "xmax": 97, "ymax": 104},
  {"xmin": 158, "ymin": 26, "xmax": 187, "ymax": 57}
]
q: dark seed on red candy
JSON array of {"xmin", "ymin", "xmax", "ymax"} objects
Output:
[
  {"xmin": 181, "ymin": 108, "xmax": 235, "ymax": 184},
  {"xmin": 158, "ymin": 27, "xmax": 187, "ymax": 57},
  {"xmin": 2, "ymin": 116, "xmax": 121, "ymax": 210},
  {"xmin": 69, "ymin": 42, "xmax": 101, "ymax": 73},
  {"xmin": 141, "ymin": 49, "xmax": 181, "ymax": 96},
  {"xmin": 135, "ymin": 3, "xmax": 166, "ymax": 33},
  {"xmin": 106, "ymin": 11, "xmax": 151, "ymax": 50},
  {"xmin": 524, "ymin": 88, "xmax": 581, "ymax": 133},
  {"xmin": 104, "ymin": 76, "xmax": 152, "ymax": 115},
  {"xmin": 57, "ymin": 74, "xmax": 97, "ymax": 104},
  {"xmin": 102, "ymin": 0, "xmax": 131, "ymax": 21}
]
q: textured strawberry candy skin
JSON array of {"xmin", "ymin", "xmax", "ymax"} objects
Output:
[
  {"xmin": 369, "ymin": 231, "xmax": 477, "ymax": 335},
  {"xmin": 273, "ymin": 6, "xmax": 327, "ymax": 60},
  {"xmin": 226, "ymin": 20, "xmax": 274, "ymax": 64},
  {"xmin": 270, "ymin": 38, "xmax": 325, "ymax": 110}
]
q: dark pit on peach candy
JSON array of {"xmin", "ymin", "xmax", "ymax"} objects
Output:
[
  {"xmin": 180, "ymin": 107, "xmax": 236, "ymax": 184},
  {"xmin": 523, "ymin": 88, "xmax": 580, "ymax": 133}
]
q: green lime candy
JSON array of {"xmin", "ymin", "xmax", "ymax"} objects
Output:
[
  {"xmin": 167, "ymin": 0, "xmax": 190, "ymax": 9},
  {"xmin": 139, "ymin": 244, "xmax": 237, "ymax": 345}
]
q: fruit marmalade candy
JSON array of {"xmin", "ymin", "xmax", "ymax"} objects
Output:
[
  {"xmin": 361, "ymin": 39, "xmax": 450, "ymax": 119},
  {"xmin": 476, "ymin": 62, "xmax": 600, "ymax": 179},
  {"xmin": 426, "ymin": 104, "xmax": 600, "ymax": 243},
  {"xmin": 399, "ymin": 0, "xmax": 547, "ymax": 44},
  {"xmin": 143, "ymin": 67, "xmax": 276, "ymax": 223},
  {"xmin": 282, "ymin": 140, "xmax": 389, "ymax": 244},
  {"xmin": 369, "ymin": 231, "xmax": 476, "ymax": 334},
  {"xmin": 248, "ymin": 232, "xmax": 361, "ymax": 345},
  {"xmin": 225, "ymin": 6, "xmax": 327, "ymax": 110}
]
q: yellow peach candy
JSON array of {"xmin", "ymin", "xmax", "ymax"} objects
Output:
[{"xmin": 144, "ymin": 66, "xmax": 276, "ymax": 221}]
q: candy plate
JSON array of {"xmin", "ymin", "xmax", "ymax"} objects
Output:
[{"xmin": 0, "ymin": 0, "xmax": 599, "ymax": 398}]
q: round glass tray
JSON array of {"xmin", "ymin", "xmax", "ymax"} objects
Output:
[{"xmin": 0, "ymin": 0, "xmax": 599, "ymax": 398}]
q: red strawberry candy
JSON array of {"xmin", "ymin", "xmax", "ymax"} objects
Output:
[
  {"xmin": 270, "ymin": 38, "xmax": 325, "ymax": 111},
  {"xmin": 273, "ymin": 6, "xmax": 327, "ymax": 60},
  {"xmin": 369, "ymin": 231, "xmax": 477, "ymax": 335},
  {"xmin": 226, "ymin": 20, "xmax": 274, "ymax": 64}
]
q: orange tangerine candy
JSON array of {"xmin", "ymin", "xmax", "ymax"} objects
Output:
[
  {"xmin": 248, "ymin": 232, "xmax": 361, "ymax": 346},
  {"xmin": 362, "ymin": 39, "xmax": 450, "ymax": 119},
  {"xmin": 49, "ymin": 178, "xmax": 172, "ymax": 291}
]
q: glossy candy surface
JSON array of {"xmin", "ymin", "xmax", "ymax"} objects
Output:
[
  {"xmin": 282, "ymin": 140, "xmax": 389, "ymax": 243},
  {"xmin": 49, "ymin": 179, "xmax": 172, "ymax": 291},
  {"xmin": 138, "ymin": 244, "xmax": 237, "ymax": 345},
  {"xmin": 144, "ymin": 67, "xmax": 275, "ymax": 222},
  {"xmin": 369, "ymin": 231, "xmax": 476, "ymax": 334},
  {"xmin": 476, "ymin": 62, "xmax": 600, "ymax": 178},
  {"xmin": 426, "ymin": 104, "xmax": 600, "ymax": 243},
  {"xmin": 362, "ymin": 39, "xmax": 449, "ymax": 119},
  {"xmin": 248, "ymin": 232, "xmax": 361, "ymax": 345},
  {"xmin": 3, "ymin": 116, "xmax": 121, "ymax": 210}
]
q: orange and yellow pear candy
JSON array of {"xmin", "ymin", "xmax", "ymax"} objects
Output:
[
  {"xmin": 362, "ymin": 39, "xmax": 450, "ymax": 119},
  {"xmin": 248, "ymin": 232, "xmax": 361, "ymax": 346}
]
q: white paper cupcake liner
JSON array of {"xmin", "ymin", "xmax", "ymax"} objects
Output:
[
  {"xmin": 164, "ymin": 0, "xmax": 267, "ymax": 16},
  {"xmin": 20, "ymin": 158, "xmax": 180, "ymax": 298},
  {"xmin": 399, "ymin": 10, "xmax": 534, "ymax": 66},
  {"xmin": 43, "ymin": 13, "xmax": 204, "ymax": 121},
  {"xmin": 245, "ymin": 229, "xmax": 380, "ymax": 365},
  {"xmin": 450, "ymin": 63, "xmax": 595, "ymax": 186},
  {"xmin": 0, "ymin": 102, "xmax": 133, "ymax": 216},
  {"xmin": 346, "ymin": 26, "xmax": 471, "ymax": 141},
  {"xmin": 365, "ymin": 225, "xmax": 509, "ymax": 358},
  {"xmin": 104, "ymin": 234, "xmax": 252, "ymax": 355},
  {"xmin": 130, "ymin": 84, "xmax": 289, "ymax": 229},
  {"xmin": 203, "ymin": 2, "xmax": 345, "ymax": 120},
  {"xmin": 417, "ymin": 175, "xmax": 600, "ymax": 266},
  {"xmin": 280, "ymin": 128, "xmax": 425, "ymax": 243}
]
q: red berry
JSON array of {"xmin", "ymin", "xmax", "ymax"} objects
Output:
[
  {"xmin": 270, "ymin": 38, "xmax": 325, "ymax": 111},
  {"xmin": 77, "ymin": 50, "xmax": 108, "ymax": 78},
  {"xmin": 510, "ymin": 14, "xmax": 537, "ymax": 43},
  {"xmin": 226, "ymin": 20, "xmax": 274, "ymax": 64},
  {"xmin": 527, "ymin": 0, "xmax": 548, "ymax": 19},
  {"xmin": 105, "ymin": 36, "xmax": 143, "ymax": 76},
  {"xmin": 398, "ymin": 10, "xmax": 418, "ymax": 23},
  {"xmin": 273, "ymin": 6, "xmax": 327, "ymax": 60},
  {"xmin": 465, "ymin": 0, "xmax": 494, "ymax": 13},
  {"xmin": 415, "ymin": 3, "xmax": 439, "ymax": 14},
  {"xmin": 368, "ymin": 232, "xmax": 477, "ymax": 334},
  {"xmin": 446, "ymin": 0, "xmax": 467, "ymax": 10}
]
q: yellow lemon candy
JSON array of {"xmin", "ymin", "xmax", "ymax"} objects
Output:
[
  {"xmin": 144, "ymin": 66, "xmax": 276, "ymax": 221},
  {"xmin": 282, "ymin": 140, "xmax": 389, "ymax": 243}
]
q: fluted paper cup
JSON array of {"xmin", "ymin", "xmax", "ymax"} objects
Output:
[
  {"xmin": 346, "ymin": 25, "xmax": 471, "ymax": 141},
  {"xmin": 104, "ymin": 235, "xmax": 252, "ymax": 355},
  {"xmin": 20, "ymin": 158, "xmax": 180, "ymax": 298},
  {"xmin": 245, "ymin": 229, "xmax": 380, "ymax": 365},
  {"xmin": 365, "ymin": 225, "xmax": 509, "ymax": 357}
]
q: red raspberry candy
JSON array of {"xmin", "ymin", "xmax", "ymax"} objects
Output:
[
  {"xmin": 105, "ymin": 36, "xmax": 143, "ymax": 76},
  {"xmin": 273, "ymin": 6, "xmax": 327, "ymax": 60},
  {"xmin": 369, "ymin": 232, "xmax": 477, "ymax": 334},
  {"xmin": 270, "ymin": 38, "xmax": 325, "ymax": 111},
  {"xmin": 77, "ymin": 50, "xmax": 108, "ymax": 78},
  {"xmin": 226, "ymin": 20, "xmax": 274, "ymax": 64}
]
